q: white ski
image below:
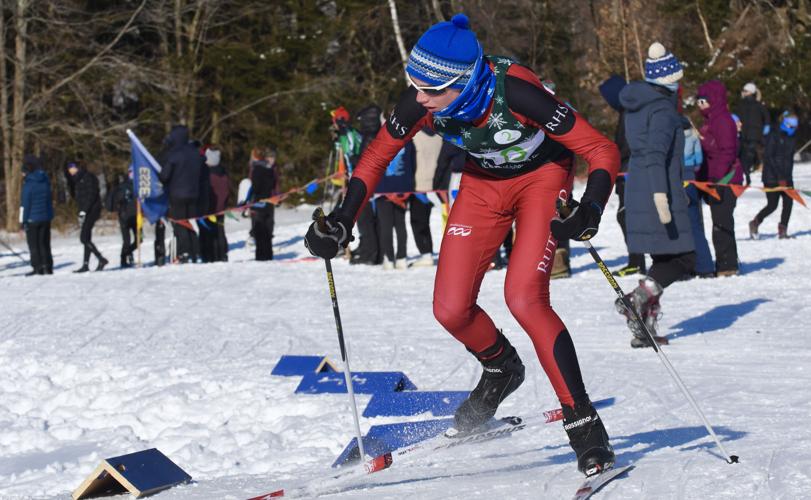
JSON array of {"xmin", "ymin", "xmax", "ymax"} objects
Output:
[{"xmin": 572, "ymin": 464, "xmax": 634, "ymax": 500}]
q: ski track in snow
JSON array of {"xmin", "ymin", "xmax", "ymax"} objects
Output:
[{"xmin": 2, "ymin": 166, "xmax": 811, "ymax": 499}]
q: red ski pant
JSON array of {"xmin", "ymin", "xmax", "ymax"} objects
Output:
[{"xmin": 433, "ymin": 160, "xmax": 587, "ymax": 407}]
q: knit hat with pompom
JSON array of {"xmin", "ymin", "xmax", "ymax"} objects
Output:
[
  {"xmin": 406, "ymin": 14, "xmax": 481, "ymax": 90},
  {"xmin": 644, "ymin": 42, "xmax": 683, "ymax": 86}
]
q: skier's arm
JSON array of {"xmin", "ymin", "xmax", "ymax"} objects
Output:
[
  {"xmin": 339, "ymin": 86, "xmax": 431, "ymax": 222},
  {"xmin": 504, "ymin": 66, "xmax": 619, "ymax": 209}
]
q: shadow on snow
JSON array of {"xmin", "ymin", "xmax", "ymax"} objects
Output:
[{"xmin": 666, "ymin": 298, "xmax": 769, "ymax": 340}]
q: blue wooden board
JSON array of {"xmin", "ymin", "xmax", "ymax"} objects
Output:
[
  {"xmin": 294, "ymin": 371, "xmax": 417, "ymax": 394},
  {"xmin": 104, "ymin": 448, "xmax": 190, "ymax": 495},
  {"xmin": 332, "ymin": 418, "xmax": 453, "ymax": 467},
  {"xmin": 362, "ymin": 391, "xmax": 469, "ymax": 417},
  {"xmin": 271, "ymin": 355, "xmax": 336, "ymax": 376}
]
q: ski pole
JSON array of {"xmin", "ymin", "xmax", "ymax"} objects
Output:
[
  {"xmin": 312, "ymin": 207, "xmax": 366, "ymax": 463},
  {"xmin": 0, "ymin": 236, "xmax": 28, "ymax": 263},
  {"xmin": 577, "ymin": 233, "xmax": 738, "ymax": 464}
]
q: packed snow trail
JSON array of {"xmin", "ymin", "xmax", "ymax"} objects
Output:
[{"xmin": 1, "ymin": 167, "xmax": 811, "ymax": 498}]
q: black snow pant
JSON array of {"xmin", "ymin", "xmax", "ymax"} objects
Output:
[
  {"xmin": 616, "ymin": 177, "xmax": 646, "ymax": 271},
  {"xmin": 119, "ymin": 215, "xmax": 138, "ymax": 266},
  {"xmin": 251, "ymin": 204, "xmax": 275, "ymax": 261},
  {"xmin": 648, "ymin": 252, "xmax": 696, "ymax": 289},
  {"xmin": 755, "ymin": 190, "xmax": 793, "ymax": 228},
  {"xmin": 169, "ymin": 198, "xmax": 198, "ymax": 263},
  {"xmin": 376, "ymin": 197, "xmax": 407, "ymax": 263},
  {"xmin": 26, "ymin": 221, "xmax": 52, "ymax": 274},
  {"xmin": 705, "ymin": 186, "xmax": 739, "ymax": 273},
  {"xmin": 155, "ymin": 219, "xmax": 166, "ymax": 266},
  {"xmin": 213, "ymin": 215, "xmax": 228, "ymax": 262},
  {"xmin": 739, "ymin": 139, "xmax": 759, "ymax": 185},
  {"xmin": 79, "ymin": 208, "xmax": 104, "ymax": 266},
  {"xmin": 198, "ymin": 218, "xmax": 216, "ymax": 263},
  {"xmin": 409, "ymin": 196, "xmax": 434, "ymax": 255},
  {"xmin": 354, "ymin": 203, "xmax": 379, "ymax": 263}
]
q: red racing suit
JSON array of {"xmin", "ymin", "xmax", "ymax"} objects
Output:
[{"xmin": 338, "ymin": 59, "xmax": 619, "ymax": 406}]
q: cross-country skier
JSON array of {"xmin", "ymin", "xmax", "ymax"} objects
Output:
[{"xmin": 304, "ymin": 14, "xmax": 619, "ymax": 476}]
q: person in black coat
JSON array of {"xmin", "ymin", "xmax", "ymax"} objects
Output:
[
  {"xmin": 749, "ymin": 112, "xmax": 799, "ymax": 239},
  {"xmin": 734, "ymin": 83, "xmax": 770, "ymax": 185},
  {"xmin": 106, "ymin": 170, "xmax": 138, "ymax": 268},
  {"xmin": 66, "ymin": 161, "xmax": 108, "ymax": 272},
  {"xmin": 158, "ymin": 125, "xmax": 204, "ymax": 263},
  {"xmin": 20, "ymin": 154, "xmax": 54, "ymax": 275},
  {"xmin": 249, "ymin": 147, "xmax": 279, "ymax": 261},
  {"xmin": 350, "ymin": 104, "xmax": 383, "ymax": 265}
]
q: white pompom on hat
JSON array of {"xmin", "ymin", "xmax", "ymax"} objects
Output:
[
  {"xmin": 205, "ymin": 148, "xmax": 221, "ymax": 167},
  {"xmin": 644, "ymin": 42, "xmax": 684, "ymax": 86}
]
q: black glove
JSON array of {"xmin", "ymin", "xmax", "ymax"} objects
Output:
[
  {"xmin": 551, "ymin": 198, "xmax": 602, "ymax": 241},
  {"xmin": 78, "ymin": 211, "xmax": 86, "ymax": 227},
  {"xmin": 304, "ymin": 210, "xmax": 354, "ymax": 259}
]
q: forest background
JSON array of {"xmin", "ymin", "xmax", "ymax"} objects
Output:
[{"xmin": 0, "ymin": 0, "xmax": 808, "ymax": 229}]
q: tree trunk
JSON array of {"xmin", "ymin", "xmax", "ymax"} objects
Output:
[
  {"xmin": 5, "ymin": 0, "xmax": 28, "ymax": 229},
  {"xmin": 387, "ymin": 0, "xmax": 409, "ymax": 84},
  {"xmin": 0, "ymin": 6, "xmax": 11, "ymax": 229}
]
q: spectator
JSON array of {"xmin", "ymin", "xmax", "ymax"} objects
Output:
[
  {"xmin": 158, "ymin": 125, "xmax": 204, "ymax": 264},
  {"xmin": 20, "ymin": 154, "xmax": 53, "ymax": 275},
  {"xmin": 204, "ymin": 146, "xmax": 230, "ymax": 261},
  {"xmin": 599, "ymin": 75, "xmax": 645, "ymax": 277},
  {"xmin": 696, "ymin": 79, "xmax": 743, "ymax": 276},
  {"xmin": 375, "ymin": 141, "xmax": 415, "ymax": 270},
  {"xmin": 682, "ymin": 117, "xmax": 715, "ymax": 278},
  {"xmin": 618, "ymin": 42, "xmax": 695, "ymax": 348},
  {"xmin": 749, "ymin": 111, "xmax": 799, "ymax": 239},
  {"xmin": 106, "ymin": 170, "xmax": 138, "ymax": 268},
  {"xmin": 351, "ymin": 104, "xmax": 382, "ymax": 265},
  {"xmin": 328, "ymin": 106, "xmax": 362, "ymax": 211},
  {"xmin": 734, "ymin": 82, "xmax": 770, "ymax": 185},
  {"xmin": 250, "ymin": 146, "xmax": 279, "ymax": 261},
  {"xmin": 410, "ymin": 127, "xmax": 442, "ymax": 268},
  {"xmin": 65, "ymin": 160, "xmax": 108, "ymax": 272}
]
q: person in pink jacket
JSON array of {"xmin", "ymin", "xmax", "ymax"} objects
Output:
[{"xmin": 696, "ymin": 80, "xmax": 743, "ymax": 276}]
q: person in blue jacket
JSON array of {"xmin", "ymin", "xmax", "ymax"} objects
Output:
[
  {"xmin": 618, "ymin": 42, "xmax": 695, "ymax": 348},
  {"xmin": 20, "ymin": 154, "xmax": 54, "ymax": 275},
  {"xmin": 682, "ymin": 117, "xmax": 715, "ymax": 277},
  {"xmin": 375, "ymin": 140, "xmax": 416, "ymax": 269}
]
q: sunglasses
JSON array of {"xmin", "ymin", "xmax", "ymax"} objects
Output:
[{"xmin": 406, "ymin": 61, "xmax": 475, "ymax": 96}]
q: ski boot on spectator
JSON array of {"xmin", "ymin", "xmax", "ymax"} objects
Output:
[
  {"xmin": 453, "ymin": 331, "xmax": 525, "ymax": 433},
  {"xmin": 615, "ymin": 277, "xmax": 667, "ymax": 348},
  {"xmin": 749, "ymin": 219, "xmax": 760, "ymax": 240}
]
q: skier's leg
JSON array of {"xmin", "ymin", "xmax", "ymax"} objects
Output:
[
  {"xmin": 505, "ymin": 161, "xmax": 614, "ymax": 476},
  {"xmin": 433, "ymin": 173, "xmax": 518, "ymax": 430}
]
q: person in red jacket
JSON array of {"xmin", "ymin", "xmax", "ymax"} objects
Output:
[
  {"xmin": 304, "ymin": 14, "xmax": 619, "ymax": 477},
  {"xmin": 203, "ymin": 146, "xmax": 230, "ymax": 262}
]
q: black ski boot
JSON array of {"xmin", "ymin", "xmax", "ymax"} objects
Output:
[
  {"xmin": 562, "ymin": 400, "xmax": 615, "ymax": 476},
  {"xmin": 453, "ymin": 331, "xmax": 525, "ymax": 433},
  {"xmin": 74, "ymin": 264, "xmax": 90, "ymax": 273}
]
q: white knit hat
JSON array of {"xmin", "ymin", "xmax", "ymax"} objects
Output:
[{"xmin": 743, "ymin": 82, "xmax": 757, "ymax": 94}]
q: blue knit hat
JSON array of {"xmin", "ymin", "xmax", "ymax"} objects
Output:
[
  {"xmin": 644, "ymin": 42, "xmax": 683, "ymax": 86},
  {"xmin": 406, "ymin": 14, "xmax": 480, "ymax": 89}
]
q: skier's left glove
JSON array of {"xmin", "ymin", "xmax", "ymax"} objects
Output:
[
  {"xmin": 551, "ymin": 198, "xmax": 602, "ymax": 241},
  {"xmin": 304, "ymin": 210, "xmax": 354, "ymax": 259}
]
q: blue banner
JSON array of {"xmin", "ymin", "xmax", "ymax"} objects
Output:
[{"xmin": 127, "ymin": 130, "xmax": 168, "ymax": 224}]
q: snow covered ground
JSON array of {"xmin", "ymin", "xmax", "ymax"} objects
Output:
[{"xmin": 2, "ymin": 165, "xmax": 811, "ymax": 499}]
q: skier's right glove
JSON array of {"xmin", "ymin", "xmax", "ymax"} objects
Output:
[{"xmin": 304, "ymin": 209, "xmax": 354, "ymax": 259}]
